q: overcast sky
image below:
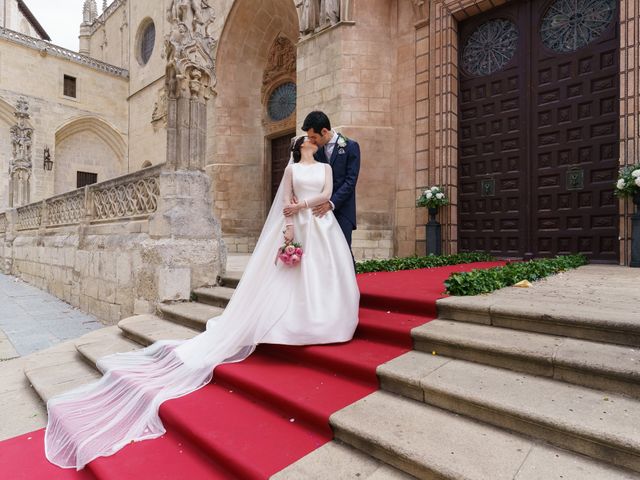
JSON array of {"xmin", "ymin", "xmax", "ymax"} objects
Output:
[{"xmin": 25, "ymin": 0, "xmax": 92, "ymax": 52}]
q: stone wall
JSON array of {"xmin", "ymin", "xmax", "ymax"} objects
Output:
[
  {"xmin": 208, "ymin": 0, "xmax": 300, "ymax": 249},
  {"xmin": 0, "ymin": 31, "xmax": 129, "ymax": 210},
  {"xmin": 54, "ymin": 126, "xmax": 125, "ymax": 194},
  {"xmin": 0, "ymin": 165, "xmax": 226, "ymax": 324},
  {"xmin": 296, "ymin": 0, "xmax": 396, "ymax": 259}
]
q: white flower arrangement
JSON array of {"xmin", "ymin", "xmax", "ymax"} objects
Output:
[
  {"xmin": 614, "ymin": 164, "xmax": 640, "ymax": 198},
  {"xmin": 417, "ymin": 185, "xmax": 449, "ymax": 209},
  {"xmin": 337, "ymin": 136, "xmax": 347, "ymax": 148}
]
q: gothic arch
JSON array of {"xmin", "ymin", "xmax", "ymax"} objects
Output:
[
  {"xmin": 211, "ymin": 0, "xmax": 299, "ymax": 249},
  {"xmin": 55, "ymin": 116, "xmax": 126, "ymax": 161},
  {"xmin": 54, "ymin": 116, "xmax": 127, "ymax": 194}
]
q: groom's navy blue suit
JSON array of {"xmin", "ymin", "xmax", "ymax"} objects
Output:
[{"xmin": 315, "ymin": 136, "xmax": 360, "ymax": 248}]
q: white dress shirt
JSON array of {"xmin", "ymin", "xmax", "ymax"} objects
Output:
[
  {"xmin": 325, "ymin": 131, "xmax": 340, "ymax": 210},
  {"xmin": 325, "ymin": 131, "xmax": 340, "ymax": 162}
]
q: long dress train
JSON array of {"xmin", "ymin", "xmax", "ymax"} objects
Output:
[{"xmin": 44, "ymin": 161, "xmax": 359, "ymax": 469}]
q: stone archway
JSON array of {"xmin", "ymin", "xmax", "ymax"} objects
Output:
[
  {"xmin": 210, "ymin": 0, "xmax": 299, "ymax": 253},
  {"xmin": 54, "ymin": 116, "xmax": 127, "ymax": 194}
]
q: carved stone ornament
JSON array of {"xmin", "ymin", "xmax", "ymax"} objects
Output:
[
  {"xmin": 82, "ymin": 0, "xmax": 98, "ymax": 25},
  {"xmin": 151, "ymin": 87, "xmax": 168, "ymax": 127},
  {"xmin": 296, "ymin": 0, "xmax": 320, "ymax": 35},
  {"xmin": 320, "ymin": 0, "xmax": 340, "ymax": 26},
  {"xmin": 164, "ymin": 0, "xmax": 217, "ymax": 101},
  {"xmin": 9, "ymin": 97, "xmax": 34, "ymax": 207},
  {"xmin": 262, "ymin": 35, "xmax": 296, "ymax": 98},
  {"xmin": 410, "ymin": 0, "xmax": 427, "ymax": 19},
  {"xmin": 296, "ymin": 0, "xmax": 341, "ymax": 35}
]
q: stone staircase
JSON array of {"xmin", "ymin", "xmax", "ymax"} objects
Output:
[
  {"xmin": 23, "ymin": 271, "xmax": 243, "ymax": 405},
  {"xmin": 288, "ymin": 279, "xmax": 639, "ymax": 479},
  {"xmin": 19, "ymin": 264, "xmax": 640, "ymax": 479}
]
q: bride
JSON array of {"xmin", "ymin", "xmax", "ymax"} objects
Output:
[{"xmin": 45, "ymin": 136, "xmax": 360, "ymax": 469}]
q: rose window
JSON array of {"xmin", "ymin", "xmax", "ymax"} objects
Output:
[
  {"xmin": 541, "ymin": 0, "xmax": 616, "ymax": 53},
  {"xmin": 461, "ymin": 19, "xmax": 519, "ymax": 77},
  {"xmin": 267, "ymin": 83, "xmax": 297, "ymax": 122}
]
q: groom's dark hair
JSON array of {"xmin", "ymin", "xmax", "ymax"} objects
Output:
[{"xmin": 302, "ymin": 111, "xmax": 331, "ymax": 133}]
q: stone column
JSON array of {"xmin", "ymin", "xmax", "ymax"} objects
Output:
[
  {"xmin": 9, "ymin": 98, "xmax": 33, "ymax": 208},
  {"xmin": 146, "ymin": 0, "xmax": 226, "ymax": 304}
]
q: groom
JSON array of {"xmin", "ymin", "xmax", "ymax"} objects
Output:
[{"xmin": 302, "ymin": 111, "xmax": 360, "ymax": 252}]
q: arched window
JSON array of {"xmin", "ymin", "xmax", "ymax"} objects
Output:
[{"xmin": 138, "ymin": 20, "xmax": 156, "ymax": 65}]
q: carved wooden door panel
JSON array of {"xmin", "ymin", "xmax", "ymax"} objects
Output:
[
  {"xmin": 458, "ymin": 1, "xmax": 529, "ymax": 256},
  {"xmin": 458, "ymin": 0, "xmax": 619, "ymax": 261},
  {"xmin": 271, "ymin": 134, "xmax": 295, "ymax": 203},
  {"xmin": 530, "ymin": 0, "xmax": 619, "ymax": 261}
]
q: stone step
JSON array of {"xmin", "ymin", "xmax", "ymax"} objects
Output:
[
  {"xmin": 74, "ymin": 326, "xmax": 142, "ymax": 367},
  {"xmin": 331, "ymin": 390, "xmax": 637, "ymax": 480},
  {"xmin": 413, "ymin": 319, "xmax": 640, "ymax": 398},
  {"xmin": 23, "ymin": 343, "xmax": 101, "ymax": 403},
  {"xmin": 118, "ymin": 314, "xmax": 200, "ymax": 347},
  {"xmin": 192, "ymin": 286, "xmax": 235, "ymax": 308},
  {"xmin": 436, "ymin": 295, "xmax": 640, "ymax": 347},
  {"xmin": 218, "ymin": 271, "xmax": 242, "ymax": 289},
  {"xmin": 378, "ymin": 352, "xmax": 640, "ymax": 473},
  {"xmin": 158, "ymin": 302, "xmax": 223, "ymax": 330},
  {"xmin": 272, "ymin": 441, "xmax": 415, "ymax": 479}
]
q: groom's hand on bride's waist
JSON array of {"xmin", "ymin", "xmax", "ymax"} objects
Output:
[{"xmin": 312, "ymin": 202, "xmax": 332, "ymax": 217}]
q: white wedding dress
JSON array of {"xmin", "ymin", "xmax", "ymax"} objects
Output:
[{"xmin": 45, "ymin": 160, "xmax": 359, "ymax": 469}]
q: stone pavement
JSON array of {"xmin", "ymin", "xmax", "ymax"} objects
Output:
[
  {"xmin": 437, "ymin": 264, "xmax": 640, "ymax": 327},
  {"xmin": 0, "ymin": 273, "xmax": 103, "ymax": 359}
]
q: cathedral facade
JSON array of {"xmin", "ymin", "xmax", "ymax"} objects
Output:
[{"xmin": 0, "ymin": 0, "xmax": 638, "ymax": 264}]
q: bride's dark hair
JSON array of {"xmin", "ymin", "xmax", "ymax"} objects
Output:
[{"xmin": 291, "ymin": 136, "xmax": 306, "ymax": 163}]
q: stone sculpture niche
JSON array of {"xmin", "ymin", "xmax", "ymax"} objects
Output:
[
  {"xmin": 296, "ymin": 0, "xmax": 341, "ymax": 36},
  {"xmin": 9, "ymin": 97, "xmax": 34, "ymax": 208}
]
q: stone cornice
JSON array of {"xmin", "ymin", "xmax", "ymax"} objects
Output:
[{"xmin": 0, "ymin": 27, "xmax": 129, "ymax": 78}]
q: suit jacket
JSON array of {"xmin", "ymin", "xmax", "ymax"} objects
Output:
[{"xmin": 316, "ymin": 135, "xmax": 360, "ymax": 229}]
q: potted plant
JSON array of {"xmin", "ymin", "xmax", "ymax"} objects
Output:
[
  {"xmin": 615, "ymin": 164, "xmax": 640, "ymax": 267},
  {"xmin": 417, "ymin": 186, "xmax": 449, "ymax": 255},
  {"xmin": 615, "ymin": 163, "xmax": 640, "ymax": 208}
]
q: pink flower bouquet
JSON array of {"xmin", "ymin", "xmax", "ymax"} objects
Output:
[{"xmin": 277, "ymin": 241, "xmax": 304, "ymax": 267}]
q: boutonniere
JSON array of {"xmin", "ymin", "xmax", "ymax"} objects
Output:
[{"xmin": 337, "ymin": 134, "xmax": 348, "ymax": 154}]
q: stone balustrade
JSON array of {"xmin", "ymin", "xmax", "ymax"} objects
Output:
[
  {"xmin": 0, "ymin": 164, "xmax": 225, "ymax": 325},
  {"xmin": 8, "ymin": 165, "xmax": 162, "ymax": 233}
]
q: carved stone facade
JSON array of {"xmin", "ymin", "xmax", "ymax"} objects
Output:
[
  {"xmin": 164, "ymin": 0, "xmax": 217, "ymax": 171},
  {"xmin": 9, "ymin": 98, "xmax": 33, "ymax": 208},
  {"xmin": 2, "ymin": 0, "xmax": 639, "ymax": 319},
  {"xmin": 262, "ymin": 34, "xmax": 297, "ymax": 135},
  {"xmin": 296, "ymin": 0, "xmax": 342, "ymax": 35}
]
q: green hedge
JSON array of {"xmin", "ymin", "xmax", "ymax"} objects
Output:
[
  {"xmin": 355, "ymin": 252, "xmax": 495, "ymax": 274},
  {"xmin": 444, "ymin": 254, "xmax": 588, "ymax": 296}
]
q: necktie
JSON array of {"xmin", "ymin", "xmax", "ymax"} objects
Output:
[{"xmin": 326, "ymin": 143, "xmax": 335, "ymax": 161}]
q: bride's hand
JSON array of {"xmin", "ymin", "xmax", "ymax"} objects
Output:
[
  {"xmin": 283, "ymin": 203, "xmax": 300, "ymax": 216},
  {"xmin": 284, "ymin": 226, "xmax": 294, "ymax": 243}
]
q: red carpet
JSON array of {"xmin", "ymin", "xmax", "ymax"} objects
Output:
[{"xmin": 0, "ymin": 262, "xmax": 503, "ymax": 479}]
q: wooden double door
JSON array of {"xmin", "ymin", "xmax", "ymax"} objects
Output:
[{"xmin": 458, "ymin": 0, "xmax": 620, "ymax": 261}]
